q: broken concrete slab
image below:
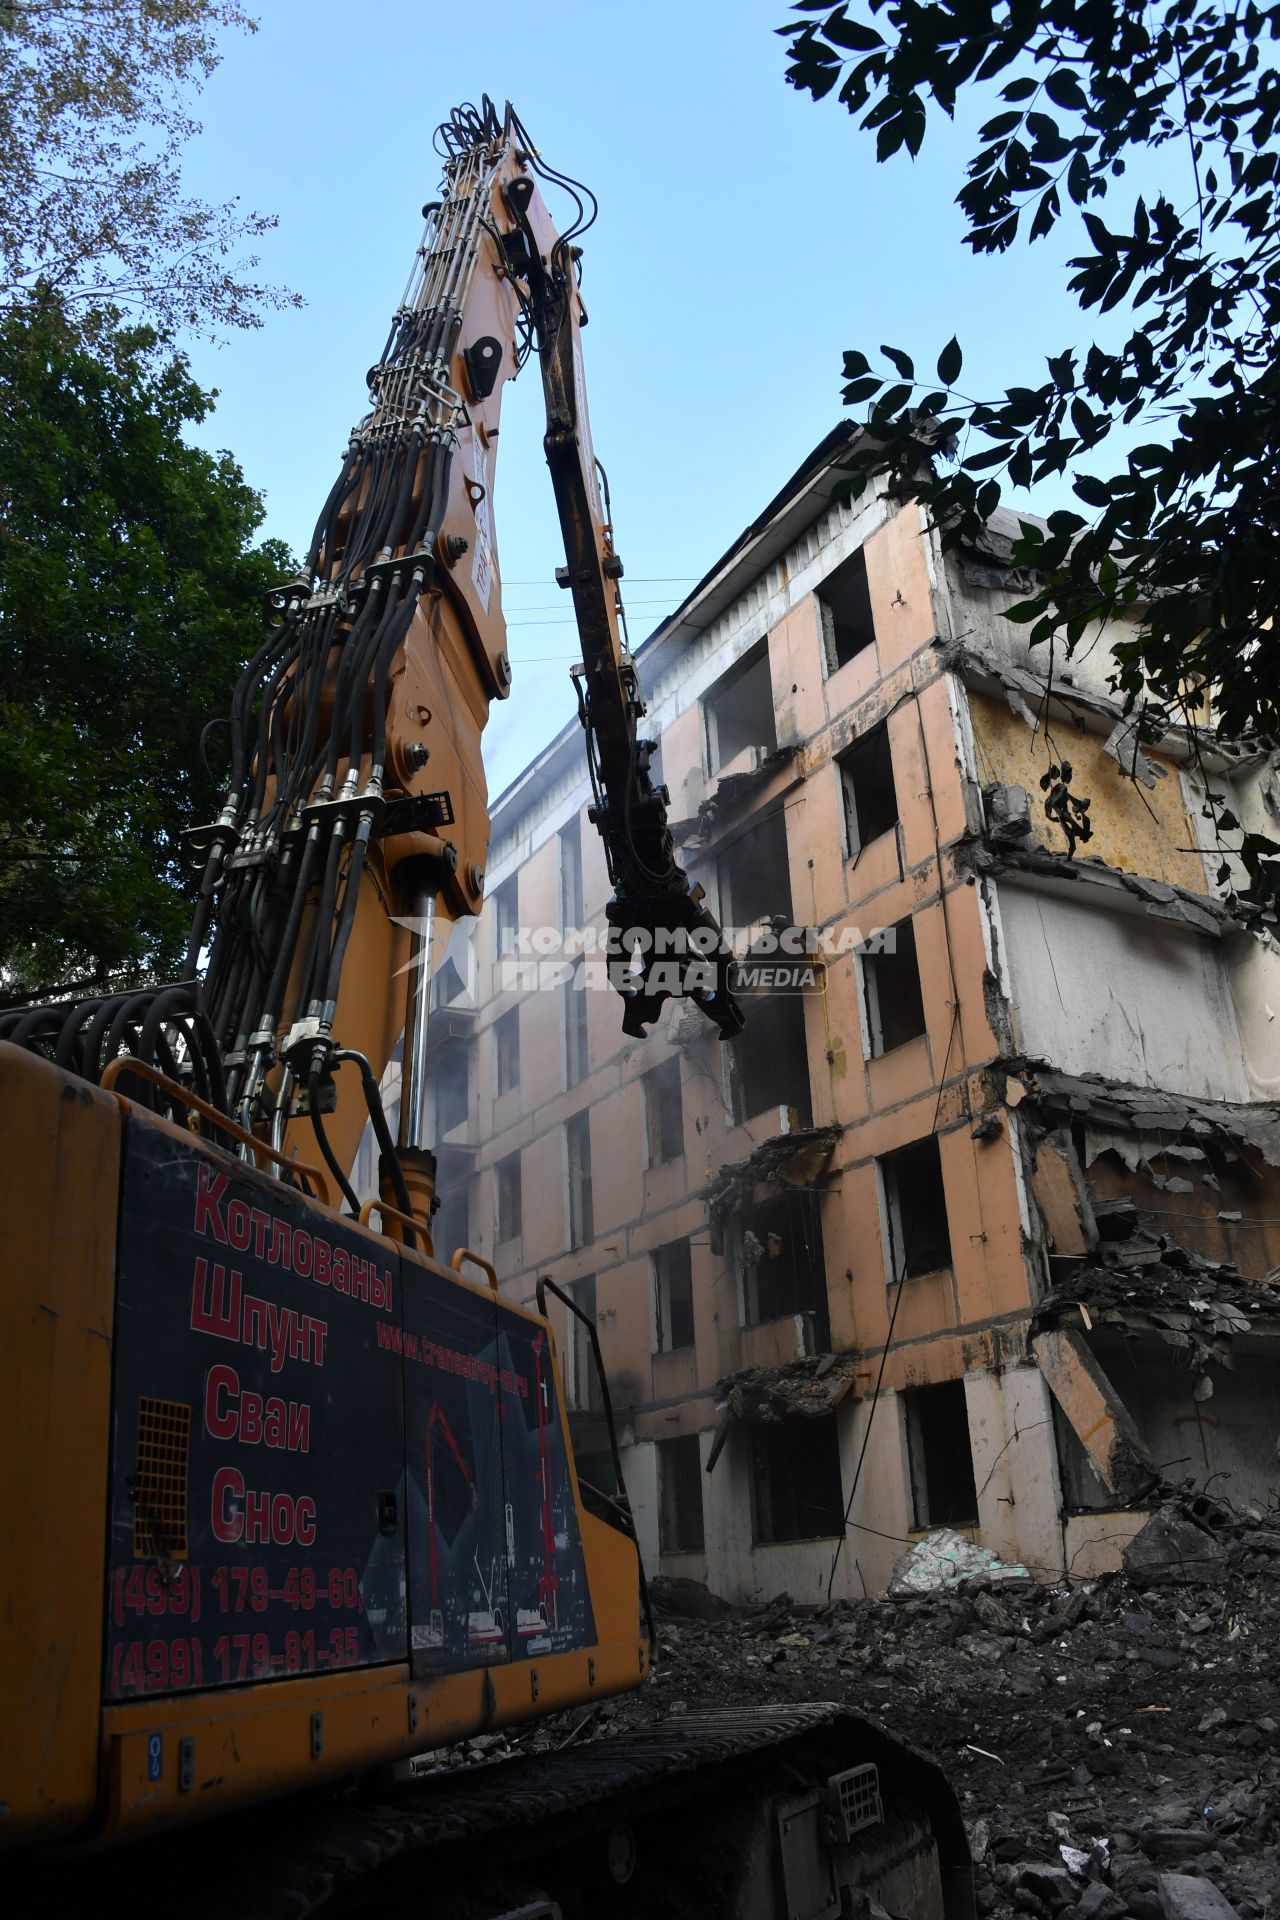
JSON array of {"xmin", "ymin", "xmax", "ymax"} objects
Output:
[
  {"xmin": 706, "ymin": 1123, "xmax": 842, "ymax": 1237},
  {"xmin": 714, "ymin": 1350, "xmax": 862, "ymax": 1430},
  {"xmin": 1032, "ymin": 1129, "xmax": 1098, "ymax": 1255},
  {"xmin": 1157, "ymin": 1873, "xmax": 1241, "ymax": 1920},
  {"xmin": 1011, "ymin": 1063, "xmax": 1280, "ymax": 1170},
  {"xmin": 966, "ymin": 840, "xmax": 1232, "ymax": 936},
  {"xmin": 1031, "ymin": 1326, "xmax": 1157, "ymax": 1500},
  {"xmin": 1123, "ymin": 1511, "xmax": 1230, "ymax": 1587},
  {"xmin": 1102, "ymin": 717, "xmax": 1167, "ymax": 791}
]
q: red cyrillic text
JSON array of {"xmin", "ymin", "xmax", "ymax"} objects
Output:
[
  {"xmin": 204, "ymin": 1364, "xmax": 312, "ymax": 1453},
  {"xmin": 191, "ymin": 1167, "xmax": 392, "ymax": 1312},
  {"xmin": 190, "ymin": 1259, "xmax": 328, "ymax": 1370},
  {"xmin": 211, "ymin": 1467, "xmax": 317, "ymax": 1547}
]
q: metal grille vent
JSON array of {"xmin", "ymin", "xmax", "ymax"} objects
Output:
[
  {"xmin": 131, "ymin": 1397, "xmax": 191, "ymax": 1559},
  {"xmin": 826, "ymin": 1762, "xmax": 882, "ymax": 1841}
]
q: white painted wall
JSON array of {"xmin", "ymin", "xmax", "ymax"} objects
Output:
[
  {"xmin": 1183, "ymin": 765, "xmax": 1280, "ymax": 1101},
  {"xmin": 699, "ymin": 1420, "xmax": 853, "ymax": 1607},
  {"xmin": 620, "ymin": 1435, "xmax": 659, "ymax": 1576},
  {"xmin": 997, "ymin": 882, "xmax": 1249, "ymax": 1102},
  {"xmin": 832, "ymin": 1391, "xmax": 915, "ymax": 1599},
  {"xmin": 964, "ymin": 1366, "xmax": 1065, "ymax": 1584}
]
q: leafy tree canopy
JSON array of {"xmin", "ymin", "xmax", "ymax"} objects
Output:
[
  {"xmin": 0, "ymin": 0, "xmax": 298, "ymax": 338},
  {"xmin": 0, "ymin": 299, "xmax": 292, "ymax": 991},
  {"xmin": 779, "ymin": 0, "xmax": 1280, "ymax": 919}
]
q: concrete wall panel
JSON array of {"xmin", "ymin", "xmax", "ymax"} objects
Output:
[{"xmin": 997, "ymin": 884, "xmax": 1248, "ymax": 1102}]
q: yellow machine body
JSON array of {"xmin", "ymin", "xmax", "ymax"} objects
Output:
[{"xmin": 0, "ymin": 1043, "xmax": 647, "ymax": 1849}]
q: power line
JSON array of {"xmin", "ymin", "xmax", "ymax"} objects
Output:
[
  {"xmin": 500, "ymin": 575, "xmax": 697, "ymax": 586},
  {"xmin": 502, "ymin": 598, "xmax": 678, "ymax": 613}
]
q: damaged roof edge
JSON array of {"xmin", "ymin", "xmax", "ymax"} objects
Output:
[{"xmin": 944, "ymin": 641, "xmax": 1271, "ymax": 775}]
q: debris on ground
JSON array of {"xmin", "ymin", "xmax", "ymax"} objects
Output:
[
  {"xmin": 889, "ymin": 1528, "xmax": 1033, "ymax": 1596},
  {"xmin": 420, "ymin": 1505, "xmax": 1280, "ymax": 1919}
]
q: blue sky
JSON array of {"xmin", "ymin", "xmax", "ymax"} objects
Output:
[{"xmin": 177, "ymin": 0, "xmax": 1164, "ymax": 796}]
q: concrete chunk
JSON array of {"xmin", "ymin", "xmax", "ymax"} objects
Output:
[
  {"xmin": 1157, "ymin": 1873, "xmax": 1240, "ymax": 1920},
  {"xmin": 1123, "ymin": 1512, "xmax": 1228, "ymax": 1587}
]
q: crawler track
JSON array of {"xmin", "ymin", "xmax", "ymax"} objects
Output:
[{"xmin": 28, "ymin": 1705, "xmax": 971, "ymax": 1918}]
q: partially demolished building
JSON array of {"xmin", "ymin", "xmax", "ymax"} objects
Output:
[{"xmin": 424, "ymin": 424, "xmax": 1280, "ymax": 1600}]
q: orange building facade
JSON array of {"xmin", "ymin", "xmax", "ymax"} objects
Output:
[{"xmin": 398, "ymin": 427, "xmax": 1280, "ymax": 1602}]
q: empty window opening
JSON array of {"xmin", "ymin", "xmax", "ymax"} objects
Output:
[
  {"xmin": 819, "ymin": 548, "xmax": 876, "ymax": 673},
  {"xmin": 729, "ymin": 988, "xmax": 812, "ymax": 1129},
  {"xmin": 495, "ymin": 1006, "xmax": 520, "ymax": 1097},
  {"xmin": 653, "ymin": 1239, "xmax": 695, "ymax": 1352},
  {"xmin": 880, "ymin": 1136, "xmax": 952, "ymax": 1280},
  {"xmin": 494, "ymin": 876, "xmax": 519, "ymax": 959},
  {"xmin": 658, "ymin": 1434, "xmax": 705, "ymax": 1553},
  {"xmin": 643, "ymin": 1056, "xmax": 684, "ymax": 1165},
  {"xmin": 567, "ymin": 1110, "xmax": 594, "ymax": 1250},
  {"xmin": 717, "ymin": 807, "xmax": 793, "ymax": 934},
  {"xmin": 495, "ymin": 1152, "xmax": 522, "ymax": 1243},
  {"xmin": 434, "ymin": 1046, "xmax": 469, "ymax": 1136},
  {"xmin": 862, "ymin": 918, "xmax": 926, "ymax": 1056},
  {"xmin": 706, "ymin": 642, "xmax": 777, "ymax": 775},
  {"xmin": 569, "ymin": 1274, "xmax": 601, "ymax": 1413},
  {"xmin": 751, "ymin": 1415, "xmax": 844, "ymax": 1543},
  {"xmin": 560, "ymin": 815, "xmax": 583, "ymax": 931},
  {"xmin": 839, "ymin": 724, "xmax": 899, "ymax": 855},
  {"xmin": 432, "ymin": 954, "xmax": 467, "ymax": 1008},
  {"xmin": 738, "ymin": 1189, "xmax": 829, "ymax": 1349},
  {"xmin": 563, "ymin": 961, "xmax": 589, "ymax": 1090},
  {"xmin": 903, "ymin": 1381, "xmax": 978, "ymax": 1528}
]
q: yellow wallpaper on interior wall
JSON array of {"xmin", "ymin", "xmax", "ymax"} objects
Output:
[{"xmin": 966, "ymin": 691, "xmax": 1208, "ymax": 891}]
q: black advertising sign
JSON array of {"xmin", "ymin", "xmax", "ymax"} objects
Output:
[
  {"xmin": 106, "ymin": 1114, "xmax": 598, "ymax": 1705},
  {"xmin": 106, "ymin": 1118, "xmax": 407, "ymax": 1699},
  {"xmin": 400, "ymin": 1267, "xmax": 595, "ymax": 1675}
]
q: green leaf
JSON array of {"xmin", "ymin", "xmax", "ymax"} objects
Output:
[
  {"xmin": 936, "ymin": 335, "xmax": 963, "ymax": 385},
  {"xmin": 1073, "ymin": 473, "xmax": 1111, "ymax": 507},
  {"xmin": 962, "ymin": 444, "xmax": 1011, "ymax": 471},
  {"xmin": 874, "ymin": 382, "xmax": 913, "ymax": 416},
  {"xmin": 1008, "ymin": 439, "xmax": 1032, "ymax": 488},
  {"xmin": 978, "ymin": 110, "xmax": 1024, "ymax": 140},
  {"xmin": 823, "ymin": 14, "xmax": 884, "ymax": 51},
  {"xmin": 881, "ymin": 344, "xmax": 915, "ymax": 380},
  {"xmin": 1044, "ymin": 68, "xmax": 1086, "ymax": 111}
]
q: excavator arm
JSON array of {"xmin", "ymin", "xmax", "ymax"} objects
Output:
[{"xmin": 500, "ymin": 157, "xmax": 742, "ymax": 1041}]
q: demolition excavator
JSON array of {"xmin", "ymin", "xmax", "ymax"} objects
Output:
[{"xmin": 0, "ymin": 99, "xmax": 972, "ymax": 1917}]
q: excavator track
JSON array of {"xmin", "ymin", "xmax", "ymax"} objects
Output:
[{"xmin": 27, "ymin": 1706, "xmax": 972, "ymax": 1918}]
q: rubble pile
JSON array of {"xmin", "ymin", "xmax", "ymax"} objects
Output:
[
  {"xmin": 427, "ymin": 1508, "xmax": 1280, "ymax": 1918},
  {"xmin": 1033, "ymin": 1204, "xmax": 1280, "ymax": 1373}
]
